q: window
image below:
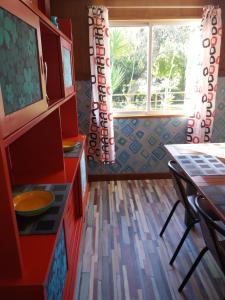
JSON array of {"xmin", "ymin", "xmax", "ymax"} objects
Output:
[{"xmin": 110, "ymin": 21, "xmax": 200, "ymax": 116}]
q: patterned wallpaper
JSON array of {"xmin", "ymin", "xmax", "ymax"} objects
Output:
[{"xmin": 76, "ymin": 78, "xmax": 225, "ymax": 175}]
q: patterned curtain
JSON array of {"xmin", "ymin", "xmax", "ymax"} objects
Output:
[
  {"xmin": 186, "ymin": 6, "xmax": 222, "ymax": 143},
  {"xmin": 88, "ymin": 6, "xmax": 115, "ymax": 163}
]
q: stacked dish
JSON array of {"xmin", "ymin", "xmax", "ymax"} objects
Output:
[
  {"xmin": 62, "ymin": 139, "xmax": 76, "ymax": 152},
  {"xmin": 13, "ymin": 190, "xmax": 54, "ymax": 217}
]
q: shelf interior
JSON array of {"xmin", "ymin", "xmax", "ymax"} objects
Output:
[
  {"xmin": 60, "ymin": 95, "xmax": 79, "ymax": 138},
  {"xmin": 8, "ymin": 109, "xmax": 64, "ymax": 186}
]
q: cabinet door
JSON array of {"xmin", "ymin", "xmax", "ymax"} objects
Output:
[
  {"xmin": 60, "ymin": 38, "xmax": 75, "ymax": 97},
  {"xmin": 0, "ymin": 0, "xmax": 47, "ymax": 137},
  {"xmin": 46, "ymin": 227, "xmax": 68, "ymax": 300}
]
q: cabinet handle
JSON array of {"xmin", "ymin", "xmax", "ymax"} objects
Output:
[
  {"xmin": 40, "ymin": 56, "xmax": 44, "ymax": 74},
  {"xmin": 44, "ymin": 62, "xmax": 48, "ymax": 84},
  {"xmin": 44, "ymin": 61, "xmax": 50, "ymax": 103}
]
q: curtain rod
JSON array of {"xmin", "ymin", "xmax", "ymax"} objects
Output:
[
  {"xmin": 101, "ymin": 6, "xmax": 204, "ymax": 8},
  {"xmin": 87, "ymin": 1, "xmax": 219, "ymax": 9},
  {"xmin": 87, "ymin": 5, "xmax": 216, "ymax": 9}
]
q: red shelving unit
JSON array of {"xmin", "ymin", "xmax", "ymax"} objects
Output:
[{"xmin": 0, "ymin": 1, "xmax": 88, "ymax": 299}]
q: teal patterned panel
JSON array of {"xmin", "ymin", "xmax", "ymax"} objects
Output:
[
  {"xmin": 0, "ymin": 8, "xmax": 42, "ymax": 115},
  {"xmin": 80, "ymin": 150, "xmax": 87, "ymax": 198},
  {"xmin": 46, "ymin": 227, "xmax": 67, "ymax": 300},
  {"xmin": 63, "ymin": 47, "xmax": 73, "ymax": 87}
]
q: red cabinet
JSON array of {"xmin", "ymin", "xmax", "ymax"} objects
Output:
[
  {"xmin": 0, "ymin": 1, "xmax": 88, "ymax": 299},
  {"xmin": 0, "ymin": 0, "xmax": 48, "ymax": 138}
]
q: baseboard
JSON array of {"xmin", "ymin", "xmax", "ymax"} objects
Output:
[{"xmin": 88, "ymin": 172, "xmax": 171, "ymax": 182}]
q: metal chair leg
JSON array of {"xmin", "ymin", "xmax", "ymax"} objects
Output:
[
  {"xmin": 178, "ymin": 247, "xmax": 208, "ymax": 293},
  {"xmin": 159, "ymin": 200, "xmax": 180, "ymax": 237},
  {"xmin": 169, "ymin": 220, "xmax": 198, "ymax": 265}
]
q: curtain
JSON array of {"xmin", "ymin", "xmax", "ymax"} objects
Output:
[
  {"xmin": 87, "ymin": 6, "xmax": 115, "ymax": 163},
  {"xmin": 186, "ymin": 6, "xmax": 222, "ymax": 143}
]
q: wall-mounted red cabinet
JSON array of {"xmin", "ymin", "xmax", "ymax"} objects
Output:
[
  {"xmin": 0, "ymin": 1, "xmax": 88, "ymax": 299},
  {"xmin": 0, "ymin": 0, "xmax": 48, "ymax": 138}
]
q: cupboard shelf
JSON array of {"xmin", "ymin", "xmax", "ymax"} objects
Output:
[
  {"xmin": 3, "ymin": 92, "xmax": 76, "ymax": 147},
  {"xmin": 8, "ymin": 135, "xmax": 86, "ymax": 186}
]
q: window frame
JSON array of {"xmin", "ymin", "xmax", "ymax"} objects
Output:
[{"xmin": 110, "ymin": 19, "xmax": 200, "ymax": 118}]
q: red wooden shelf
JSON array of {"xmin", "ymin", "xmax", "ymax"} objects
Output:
[
  {"xmin": 0, "ymin": 1, "xmax": 88, "ymax": 298},
  {"xmin": 3, "ymin": 93, "xmax": 76, "ymax": 148},
  {"xmin": 9, "ymin": 135, "xmax": 86, "ymax": 185},
  {"xmin": 0, "ymin": 134, "xmax": 88, "ymax": 298}
]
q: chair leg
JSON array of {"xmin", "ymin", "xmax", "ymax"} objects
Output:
[
  {"xmin": 159, "ymin": 200, "xmax": 180, "ymax": 237},
  {"xmin": 169, "ymin": 220, "xmax": 198, "ymax": 265},
  {"xmin": 178, "ymin": 247, "xmax": 208, "ymax": 293}
]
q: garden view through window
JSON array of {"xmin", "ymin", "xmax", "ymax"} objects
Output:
[{"xmin": 110, "ymin": 22, "xmax": 200, "ymax": 114}]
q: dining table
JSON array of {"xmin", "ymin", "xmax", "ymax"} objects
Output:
[{"xmin": 164, "ymin": 142, "xmax": 225, "ymax": 223}]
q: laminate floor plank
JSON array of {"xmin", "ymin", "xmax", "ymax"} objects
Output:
[{"xmin": 75, "ymin": 180, "xmax": 225, "ymax": 300}]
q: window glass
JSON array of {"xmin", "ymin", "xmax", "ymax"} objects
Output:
[
  {"xmin": 151, "ymin": 24, "xmax": 199, "ymax": 112},
  {"xmin": 110, "ymin": 26, "xmax": 148, "ymax": 112},
  {"xmin": 110, "ymin": 21, "xmax": 200, "ymax": 115}
]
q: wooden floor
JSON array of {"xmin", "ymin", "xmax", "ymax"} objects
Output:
[{"xmin": 74, "ymin": 180, "xmax": 225, "ymax": 300}]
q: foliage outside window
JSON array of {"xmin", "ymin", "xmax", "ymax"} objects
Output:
[{"xmin": 110, "ymin": 21, "xmax": 200, "ymax": 115}]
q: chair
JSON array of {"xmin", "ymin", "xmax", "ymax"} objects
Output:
[
  {"xmin": 178, "ymin": 195, "xmax": 225, "ymax": 292},
  {"xmin": 159, "ymin": 160, "xmax": 199, "ymax": 265}
]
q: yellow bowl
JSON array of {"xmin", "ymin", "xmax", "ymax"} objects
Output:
[
  {"xmin": 13, "ymin": 190, "xmax": 54, "ymax": 217},
  {"xmin": 62, "ymin": 139, "xmax": 76, "ymax": 152},
  {"xmin": 63, "ymin": 145, "xmax": 75, "ymax": 152}
]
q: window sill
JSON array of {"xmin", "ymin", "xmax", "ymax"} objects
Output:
[{"xmin": 113, "ymin": 111, "xmax": 188, "ymax": 119}]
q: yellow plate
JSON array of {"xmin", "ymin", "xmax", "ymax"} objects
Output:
[
  {"xmin": 63, "ymin": 145, "xmax": 75, "ymax": 152},
  {"xmin": 13, "ymin": 190, "xmax": 54, "ymax": 216},
  {"xmin": 62, "ymin": 139, "xmax": 76, "ymax": 152}
]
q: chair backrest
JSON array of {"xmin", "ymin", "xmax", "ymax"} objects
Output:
[
  {"xmin": 195, "ymin": 196, "xmax": 225, "ymax": 274},
  {"xmin": 168, "ymin": 160, "xmax": 197, "ymax": 217}
]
